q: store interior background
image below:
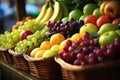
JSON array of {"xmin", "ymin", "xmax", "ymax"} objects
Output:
[{"xmin": 0, "ymin": 0, "xmax": 45, "ymax": 33}]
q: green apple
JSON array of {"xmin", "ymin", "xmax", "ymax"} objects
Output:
[
  {"xmin": 79, "ymin": 14, "xmax": 88, "ymax": 21},
  {"xmin": 69, "ymin": 9, "xmax": 83, "ymax": 20},
  {"xmin": 93, "ymin": 8, "xmax": 101, "ymax": 17},
  {"xmin": 79, "ymin": 23, "xmax": 98, "ymax": 37},
  {"xmin": 62, "ymin": 17, "xmax": 69, "ymax": 23},
  {"xmin": 116, "ymin": 30, "xmax": 120, "ymax": 36},
  {"xmin": 98, "ymin": 23, "xmax": 117, "ymax": 35},
  {"xmin": 99, "ymin": 31, "xmax": 119, "ymax": 46},
  {"xmin": 42, "ymin": 49, "xmax": 57, "ymax": 58},
  {"xmin": 83, "ymin": 3, "xmax": 98, "ymax": 15}
]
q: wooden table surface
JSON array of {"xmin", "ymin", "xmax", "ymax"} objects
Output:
[{"xmin": 0, "ymin": 61, "xmax": 44, "ymax": 80}]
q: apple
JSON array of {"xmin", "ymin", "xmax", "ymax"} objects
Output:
[
  {"xmin": 116, "ymin": 30, "xmax": 120, "ymax": 36},
  {"xmin": 62, "ymin": 17, "xmax": 69, "ymax": 23},
  {"xmin": 20, "ymin": 30, "xmax": 33, "ymax": 40},
  {"xmin": 99, "ymin": 31, "xmax": 119, "ymax": 46},
  {"xmin": 104, "ymin": 1, "xmax": 120, "ymax": 19},
  {"xmin": 79, "ymin": 14, "xmax": 88, "ymax": 21},
  {"xmin": 83, "ymin": 3, "xmax": 98, "ymax": 15},
  {"xmin": 98, "ymin": 23, "xmax": 117, "ymax": 35},
  {"xmin": 42, "ymin": 49, "xmax": 57, "ymax": 58},
  {"xmin": 79, "ymin": 23, "xmax": 98, "ymax": 37},
  {"xmin": 96, "ymin": 15, "xmax": 111, "ymax": 28},
  {"xmin": 93, "ymin": 8, "xmax": 101, "ymax": 17},
  {"xmin": 84, "ymin": 15, "xmax": 98, "ymax": 26},
  {"xmin": 100, "ymin": 1, "xmax": 110, "ymax": 15},
  {"xmin": 69, "ymin": 9, "xmax": 83, "ymax": 20},
  {"xmin": 112, "ymin": 18, "xmax": 120, "ymax": 27}
]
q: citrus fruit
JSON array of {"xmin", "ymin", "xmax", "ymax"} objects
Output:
[
  {"xmin": 71, "ymin": 33, "xmax": 81, "ymax": 42},
  {"xmin": 40, "ymin": 41, "xmax": 51, "ymax": 50},
  {"xmin": 50, "ymin": 44, "xmax": 60, "ymax": 53},
  {"xmin": 30, "ymin": 48, "xmax": 41, "ymax": 57},
  {"xmin": 59, "ymin": 40, "xmax": 67, "ymax": 50},
  {"xmin": 50, "ymin": 33, "xmax": 65, "ymax": 46},
  {"xmin": 34, "ymin": 50, "xmax": 46, "ymax": 58}
]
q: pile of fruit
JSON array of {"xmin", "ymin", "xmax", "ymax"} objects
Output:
[{"xmin": 0, "ymin": 0, "xmax": 120, "ymax": 66}]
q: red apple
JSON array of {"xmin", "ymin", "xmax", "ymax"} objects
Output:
[
  {"xmin": 104, "ymin": 1, "xmax": 120, "ymax": 19},
  {"xmin": 112, "ymin": 18, "xmax": 120, "ymax": 27},
  {"xmin": 84, "ymin": 15, "xmax": 98, "ymax": 26},
  {"xmin": 20, "ymin": 30, "xmax": 33, "ymax": 40},
  {"xmin": 100, "ymin": 1, "xmax": 110, "ymax": 15},
  {"xmin": 96, "ymin": 15, "xmax": 111, "ymax": 28}
]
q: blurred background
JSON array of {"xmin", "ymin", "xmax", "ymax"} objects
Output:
[{"xmin": 0, "ymin": 0, "xmax": 45, "ymax": 33}]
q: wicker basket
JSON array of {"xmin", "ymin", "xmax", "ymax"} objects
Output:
[
  {"xmin": 0, "ymin": 48, "xmax": 13, "ymax": 65},
  {"xmin": 55, "ymin": 56, "xmax": 120, "ymax": 80},
  {"xmin": 8, "ymin": 48, "xmax": 29, "ymax": 73},
  {"xmin": 23, "ymin": 51, "xmax": 63, "ymax": 80}
]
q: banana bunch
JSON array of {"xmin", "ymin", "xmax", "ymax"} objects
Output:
[{"xmin": 36, "ymin": 0, "xmax": 68, "ymax": 25}]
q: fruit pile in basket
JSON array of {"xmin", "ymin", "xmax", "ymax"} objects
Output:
[{"xmin": 0, "ymin": 0, "xmax": 120, "ymax": 72}]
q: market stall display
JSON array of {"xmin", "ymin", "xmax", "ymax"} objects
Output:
[{"xmin": 0, "ymin": 0, "xmax": 120, "ymax": 80}]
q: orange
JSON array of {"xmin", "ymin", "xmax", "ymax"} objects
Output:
[
  {"xmin": 50, "ymin": 33, "xmax": 65, "ymax": 46},
  {"xmin": 30, "ymin": 48, "xmax": 41, "ymax": 57},
  {"xmin": 40, "ymin": 41, "xmax": 51, "ymax": 50},
  {"xmin": 71, "ymin": 33, "xmax": 81, "ymax": 42},
  {"xmin": 34, "ymin": 50, "xmax": 46, "ymax": 58}
]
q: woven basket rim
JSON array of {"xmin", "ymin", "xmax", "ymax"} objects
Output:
[
  {"xmin": 23, "ymin": 52, "xmax": 54, "ymax": 62},
  {"xmin": 0, "ymin": 47, "xmax": 8, "ymax": 51},
  {"xmin": 8, "ymin": 48, "xmax": 22, "ymax": 57},
  {"xmin": 54, "ymin": 56, "xmax": 120, "ymax": 71}
]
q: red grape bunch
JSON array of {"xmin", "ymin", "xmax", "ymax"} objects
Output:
[{"xmin": 58, "ymin": 32, "xmax": 120, "ymax": 65}]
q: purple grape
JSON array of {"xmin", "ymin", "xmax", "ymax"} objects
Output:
[
  {"xmin": 63, "ymin": 53, "xmax": 72, "ymax": 62},
  {"xmin": 97, "ymin": 56, "xmax": 104, "ymax": 63},
  {"xmin": 77, "ymin": 53, "xmax": 85, "ymax": 61},
  {"xmin": 66, "ymin": 40, "xmax": 72, "ymax": 46},
  {"xmin": 74, "ymin": 59, "xmax": 81, "ymax": 65},
  {"xmin": 82, "ymin": 47, "xmax": 90, "ymax": 55}
]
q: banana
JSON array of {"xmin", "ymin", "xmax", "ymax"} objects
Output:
[
  {"xmin": 49, "ymin": 0, "xmax": 63, "ymax": 21},
  {"xmin": 40, "ymin": 1, "xmax": 54, "ymax": 24},
  {"xmin": 35, "ymin": 1, "xmax": 49, "ymax": 23},
  {"xmin": 60, "ymin": 2, "xmax": 69, "ymax": 17}
]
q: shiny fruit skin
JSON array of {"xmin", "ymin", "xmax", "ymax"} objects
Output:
[
  {"xmin": 104, "ymin": 1, "xmax": 120, "ymax": 19},
  {"xmin": 100, "ymin": 1, "xmax": 110, "ymax": 15},
  {"xmin": 99, "ymin": 31, "xmax": 119, "ymax": 46},
  {"xmin": 93, "ymin": 8, "xmax": 101, "ymax": 17},
  {"xmin": 30, "ymin": 48, "xmax": 41, "ymax": 57},
  {"xmin": 50, "ymin": 33, "xmax": 65, "ymax": 46},
  {"xmin": 112, "ymin": 18, "xmax": 120, "ymax": 27},
  {"xmin": 69, "ymin": 9, "xmax": 83, "ymax": 20},
  {"xmin": 98, "ymin": 23, "xmax": 117, "ymax": 35},
  {"xmin": 83, "ymin": 3, "xmax": 98, "ymax": 15},
  {"xmin": 96, "ymin": 15, "xmax": 111, "ymax": 28},
  {"xmin": 84, "ymin": 15, "xmax": 98, "ymax": 26},
  {"xmin": 20, "ymin": 30, "xmax": 33, "ymax": 40},
  {"xmin": 79, "ymin": 23, "xmax": 98, "ymax": 38}
]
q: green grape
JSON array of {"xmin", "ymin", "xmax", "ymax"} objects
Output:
[
  {"xmin": 31, "ymin": 37, "xmax": 37, "ymax": 43},
  {"xmin": 27, "ymin": 41, "xmax": 33, "ymax": 47},
  {"xmin": 27, "ymin": 35, "xmax": 33, "ymax": 40},
  {"xmin": 34, "ymin": 30, "xmax": 41, "ymax": 38},
  {"xmin": 33, "ymin": 42, "xmax": 39, "ymax": 47}
]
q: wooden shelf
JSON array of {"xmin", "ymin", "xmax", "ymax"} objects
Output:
[{"xmin": 0, "ymin": 61, "xmax": 44, "ymax": 80}]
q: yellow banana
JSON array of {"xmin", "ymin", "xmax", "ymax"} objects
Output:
[
  {"xmin": 35, "ymin": 1, "xmax": 49, "ymax": 23},
  {"xmin": 40, "ymin": 1, "xmax": 54, "ymax": 24},
  {"xmin": 60, "ymin": 2, "xmax": 69, "ymax": 17},
  {"xmin": 49, "ymin": 0, "xmax": 63, "ymax": 21}
]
